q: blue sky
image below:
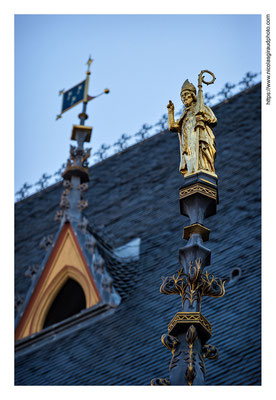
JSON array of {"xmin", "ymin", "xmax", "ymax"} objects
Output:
[{"xmin": 15, "ymin": 14, "xmax": 261, "ymax": 197}]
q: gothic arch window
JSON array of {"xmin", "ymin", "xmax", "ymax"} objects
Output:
[
  {"xmin": 15, "ymin": 223, "xmax": 101, "ymax": 341},
  {"xmin": 43, "ymin": 278, "xmax": 86, "ymax": 328}
]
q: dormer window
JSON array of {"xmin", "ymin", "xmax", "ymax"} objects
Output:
[{"xmin": 43, "ymin": 278, "xmax": 86, "ymax": 328}]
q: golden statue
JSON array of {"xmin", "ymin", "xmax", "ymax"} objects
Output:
[{"xmin": 167, "ymin": 70, "xmax": 217, "ymax": 177}]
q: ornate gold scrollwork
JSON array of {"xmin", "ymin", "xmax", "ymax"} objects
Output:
[
  {"xmin": 150, "ymin": 378, "xmax": 171, "ymax": 386},
  {"xmin": 201, "ymin": 271, "xmax": 226, "ymax": 298},
  {"xmin": 202, "ymin": 344, "xmax": 219, "ymax": 360},
  {"xmin": 198, "ymin": 344, "xmax": 218, "ymax": 379},
  {"xmin": 63, "ymin": 180, "xmax": 73, "ymax": 189},
  {"xmin": 198, "ymin": 353, "xmax": 206, "ymax": 377},
  {"xmin": 160, "ymin": 258, "xmax": 225, "ymax": 310},
  {"xmin": 184, "ymin": 325, "xmax": 197, "ymax": 386},
  {"xmin": 78, "ymin": 199, "xmax": 88, "ymax": 211},
  {"xmin": 78, "ymin": 182, "xmax": 89, "ymax": 192},
  {"xmin": 55, "ymin": 209, "xmax": 64, "ymax": 222},
  {"xmin": 81, "ymin": 148, "xmax": 91, "ymax": 167},
  {"xmin": 69, "ymin": 145, "xmax": 78, "ymax": 164},
  {"xmin": 199, "ymin": 70, "xmax": 216, "ymax": 87},
  {"xmin": 68, "ymin": 146, "xmax": 91, "ymax": 169},
  {"xmin": 179, "ymin": 184, "xmax": 217, "ymax": 200},
  {"xmin": 161, "ymin": 334, "xmax": 179, "ymax": 352},
  {"xmin": 167, "ymin": 312, "xmax": 212, "ymax": 336}
]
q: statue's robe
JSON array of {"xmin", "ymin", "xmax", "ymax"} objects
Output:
[{"xmin": 176, "ymin": 104, "xmax": 217, "ymax": 175}]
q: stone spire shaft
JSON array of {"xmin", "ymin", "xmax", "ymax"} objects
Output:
[
  {"xmin": 152, "ymin": 71, "xmax": 225, "ymax": 386},
  {"xmin": 55, "ymin": 56, "xmax": 108, "ymax": 225}
]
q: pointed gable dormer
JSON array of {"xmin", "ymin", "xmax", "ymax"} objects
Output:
[{"xmin": 15, "ymin": 221, "xmax": 101, "ymax": 340}]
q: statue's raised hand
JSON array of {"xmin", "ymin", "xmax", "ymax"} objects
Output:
[{"xmin": 167, "ymin": 100, "xmax": 174, "ymax": 112}]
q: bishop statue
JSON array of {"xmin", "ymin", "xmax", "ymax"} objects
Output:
[{"xmin": 167, "ymin": 70, "xmax": 217, "ymax": 177}]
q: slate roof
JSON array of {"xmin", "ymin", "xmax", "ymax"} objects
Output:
[{"xmin": 15, "ymin": 83, "xmax": 261, "ymax": 385}]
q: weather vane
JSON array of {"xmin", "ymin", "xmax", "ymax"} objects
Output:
[
  {"xmin": 54, "ymin": 56, "xmax": 110, "ymax": 225},
  {"xmin": 56, "ymin": 55, "xmax": 109, "ymax": 124}
]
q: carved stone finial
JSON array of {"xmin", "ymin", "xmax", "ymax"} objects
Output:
[
  {"xmin": 56, "ymin": 146, "xmax": 90, "ymax": 224},
  {"xmin": 39, "ymin": 235, "xmax": 53, "ymax": 251},
  {"xmin": 78, "ymin": 199, "xmax": 88, "ymax": 211},
  {"xmin": 55, "ymin": 210, "xmax": 64, "ymax": 222},
  {"xmin": 25, "ymin": 264, "xmax": 39, "ymax": 281},
  {"xmin": 15, "ymin": 294, "xmax": 24, "ymax": 313},
  {"xmin": 78, "ymin": 183, "xmax": 89, "ymax": 192},
  {"xmin": 77, "ymin": 217, "xmax": 89, "ymax": 233}
]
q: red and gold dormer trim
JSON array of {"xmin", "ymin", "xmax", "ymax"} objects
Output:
[{"xmin": 15, "ymin": 222, "xmax": 101, "ymax": 341}]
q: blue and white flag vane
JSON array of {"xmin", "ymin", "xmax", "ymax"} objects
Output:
[
  {"xmin": 56, "ymin": 56, "xmax": 109, "ymax": 121},
  {"xmin": 58, "ymin": 80, "xmax": 86, "ymax": 117}
]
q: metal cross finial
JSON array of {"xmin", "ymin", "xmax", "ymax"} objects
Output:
[
  {"xmin": 204, "ymin": 92, "xmax": 215, "ymax": 106},
  {"xmin": 135, "ymin": 123, "xmax": 153, "ymax": 142},
  {"xmin": 54, "ymin": 163, "xmax": 66, "ymax": 182},
  {"xmin": 218, "ymin": 82, "xmax": 236, "ymax": 100},
  {"xmin": 155, "ymin": 113, "xmax": 168, "ymax": 132},
  {"xmin": 238, "ymin": 72, "xmax": 258, "ymax": 90},
  {"xmin": 35, "ymin": 173, "xmax": 52, "ymax": 191},
  {"xmin": 94, "ymin": 144, "xmax": 111, "ymax": 162},
  {"xmin": 114, "ymin": 133, "xmax": 132, "ymax": 152},
  {"xmin": 86, "ymin": 55, "xmax": 93, "ymax": 73},
  {"xmin": 16, "ymin": 182, "xmax": 33, "ymax": 201}
]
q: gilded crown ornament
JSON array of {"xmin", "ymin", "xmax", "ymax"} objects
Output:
[
  {"xmin": 181, "ymin": 79, "xmax": 196, "ymax": 94},
  {"xmin": 151, "ymin": 70, "xmax": 226, "ymax": 386}
]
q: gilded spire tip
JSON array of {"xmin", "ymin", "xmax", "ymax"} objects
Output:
[{"xmin": 86, "ymin": 56, "xmax": 93, "ymax": 73}]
